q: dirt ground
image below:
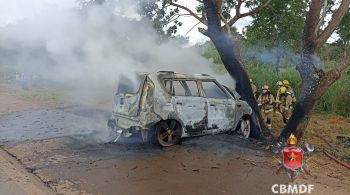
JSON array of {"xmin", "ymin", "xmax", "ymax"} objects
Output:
[{"xmin": 0, "ymin": 87, "xmax": 349, "ymax": 195}]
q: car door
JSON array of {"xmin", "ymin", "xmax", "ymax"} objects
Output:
[
  {"xmin": 201, "ymin": 81, "xmax": 236, "ymax": 131},
  {"xmin": 171, "ymin": 80, "xmax": 208, "ymax": 135}
]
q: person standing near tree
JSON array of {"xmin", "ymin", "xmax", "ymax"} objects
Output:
[
  {"xmin": 257, "ymin": 85, "xmax": 275, "ymax": 129},
  {"xmin": 275, "ymin": 81, "xmax": 283, "ymax": 113},
  {"xmin": 278, "ymin": 86, "xmax": 294, "ymax": 124},
  {"xmin": 282, "ymin": 80, "xmax": 296, "ymax": 103}
]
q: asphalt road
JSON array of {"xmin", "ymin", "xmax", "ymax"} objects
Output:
[{"xmin": 0, "ymin": 105, "xmax": 348, "ymax": 195}]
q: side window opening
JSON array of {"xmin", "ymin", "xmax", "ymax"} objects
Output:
[
  {"xmin": 186, "ymin": 81, "xmax": 199, "ymax": 96},
  {"xmin": 202, "ymin": 81, "xmax": 228, "ymax": 99},
  {"xmin": 173, "ymin": 81, "xmax": 186, "ymax": 96},
  {"xmin": 165, "ymin": 79, "xmax": 200, "ymax": 97}
]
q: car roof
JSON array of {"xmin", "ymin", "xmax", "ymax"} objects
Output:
[{"xmin": 142, "ymin": 71, "xmax": 215, "ymax": 80}]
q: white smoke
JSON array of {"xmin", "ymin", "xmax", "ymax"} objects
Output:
[{"xmin": 0, "ymin": 0, "xmax": 230, "ymax": 108}]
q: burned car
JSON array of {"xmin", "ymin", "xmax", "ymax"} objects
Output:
[{"xmin": 107, "ymin": 71, "xmax": 252, "ymax": 147}]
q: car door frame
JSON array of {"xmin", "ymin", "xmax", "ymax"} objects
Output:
[
  {"xmin": 166, "ymin": 79, "xmax": 209, "ymax": 136},
  {"xmin": 198, "ymin": 79, "xmax": 237, "ymax": 133}
]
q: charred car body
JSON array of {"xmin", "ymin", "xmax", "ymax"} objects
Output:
[{"xmin": 108, "ymin": 71, "xmax": 252, "ymax": 147}]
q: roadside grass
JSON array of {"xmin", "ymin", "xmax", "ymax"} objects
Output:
[
  {"xmin": 0, "ymin": 82, "xmax": 65, "ymax": 105},
  {"xmin": 0, "ymin": 82, "xmax": 112, "ymax": 110}
]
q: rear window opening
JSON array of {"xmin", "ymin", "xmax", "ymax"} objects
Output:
[{"xmin": 117, "ymin": 75, "xmax": 143, "ymax": 94}]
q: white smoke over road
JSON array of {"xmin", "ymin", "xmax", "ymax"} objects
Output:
[{"xmin": 0, "ymin": 0, "xmax": 229, "ymax": 107}]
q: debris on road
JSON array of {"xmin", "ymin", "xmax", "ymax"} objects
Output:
[{"xmin": 130, "ymin": 166, "xmax": 138, "ymax": 171}]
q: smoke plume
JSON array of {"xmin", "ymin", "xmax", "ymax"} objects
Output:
[{"xmin": 0, "ymin": 0, "xmax": 225, "ymax": 108}]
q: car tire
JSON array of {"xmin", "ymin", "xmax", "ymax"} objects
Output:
[
  {"xmin": 238, "ymin": 118, "xmax": 251, "ymax": 138},
  {"xmin": 155, "ymin": 120, "xmax": 182, "ymax": 147}
]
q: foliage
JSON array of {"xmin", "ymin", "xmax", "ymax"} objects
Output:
[
  {"xmin": 139, "ymin": 0, "xmax": 182, "ymax": 39},
  {"xmin": 337, "ymin": 11, "xmax": 350, "ymax": 44},
  {"xmin": 336, "ymin": 10, "xmax": 350, "ymax": 58},
  {"xmin": 316, "ymin": 65, "xmax": 350, "ymax": 117},
  {"xmin": 244, "ymin": 0, "xmax": 306, "ymax": 52}
]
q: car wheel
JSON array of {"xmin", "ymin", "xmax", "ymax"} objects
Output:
[
  {"xmin": 156, "ymin": 120, "xmax": 182, "ymax": 147},
  {"xmin": 239, "ymin": 119, "xmax": 251, "ymax": 138}
]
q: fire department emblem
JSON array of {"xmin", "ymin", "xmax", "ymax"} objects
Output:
[
  {"xmin": 275, "ymin": 134, "xmax": 311, "ymax": 181},
  {"xmin": 282, "ymin": 147, "xmax": 303, "ymax": 171}
]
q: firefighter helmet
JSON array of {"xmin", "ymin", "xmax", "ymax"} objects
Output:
[
  {"xmin": 280, "ymin": 86, "xmax": 287, "ymax": 94},
  {"xmin": 287, "ymin": 133, "xmax": 298, "ymax": 146},
  {"xmin": 262, "ymin": 85, "xmax": 269, "ymax": 90},
  {"xmin": 283, "ymin": 80, "xmax": 290, "ymax": 86},
  {"xmin": 277, "ymin": 81, "xmax": 283, "ymax": 86}
]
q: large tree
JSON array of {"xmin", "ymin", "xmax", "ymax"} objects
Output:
[
  {"xmin": 155, "ymin": 0, "xmax": 350, "ymax": 142},
  {"xmin": 278, "ymin": 0, "xmax": 350, "ymax": 140},
  {"xmin": 159, "ymin": 0, "xmax": 273, "ymax": 138}
]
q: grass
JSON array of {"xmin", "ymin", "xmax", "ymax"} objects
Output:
[{"xmin": 0, "ymin": 82, "xmax": 64, "ymax": 104}]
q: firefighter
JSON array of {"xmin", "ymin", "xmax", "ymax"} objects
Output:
[
  {"xmin": 282, "ymin": 80, "xmax": 296, "ymax": 103},
  {"xmin": 276, "ymin": 81, "xmax": 283, "ymax": 97},
  {"xmin": 278, "ymin": 86, "xmax": 293, "ymax": 124},
  {"xmin": 275, "ymin": 81, "xmax": 283, "ymax": 113},
  {"xmin": 250, "ymin": 78, "xmax": 257, "ymax": 99},
  {"xmin": 257, "ymin": 85, "xmax": 274, "ymax": 129}
]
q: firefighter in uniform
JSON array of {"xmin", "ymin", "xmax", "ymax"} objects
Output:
[
  {"xmin": 277, "ymin": 86, "xmax": 293, "ymax": 124},
  {"xmin": 275, "ymin": 81, "xmax": 283, "ymax": 113},
  {"xmin": 257, "ymin": 85, "xmax": 274, "ymax": 129},
  {"xmin": 282, "ymin": 80, "xmax": 296, "ymax": 102},
  {"xmin": 250, "ymin": 78, "xmax": 257, "ymax": 99},
  {"xmin": 276, "ymin": 81, "xmax": 283, "ymax": 97}
]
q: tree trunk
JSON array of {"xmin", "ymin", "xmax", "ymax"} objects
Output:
[
  {"xmin": 275, "ymin": 42, "xmax": 283, "ymax": 75},
  {"xmin": 278, "ymin": 54, "xmax": 349, "ymax": 140},
  {"xmin": 201, "ymin": 0, "xmax": 270, "ymax": 138},
  {"xmin": 278, "ymin": 0, "xmax": 350, "ymax": 141}
]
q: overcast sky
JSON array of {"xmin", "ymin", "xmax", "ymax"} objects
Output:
[
  {"xmin": 0, "ymin": 0, "xmax": 76, "ymax": 26},
  {"xmin": 0, "ymin": 0, "xmax": 338, "ymax": 45},
  {"xmin": 0, "ymin": 0, "xmax": 253, "ymax": 45}
]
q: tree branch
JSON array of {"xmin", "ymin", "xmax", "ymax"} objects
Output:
[
  {"xmin": 302, "ymin": 0, "xmax": 324, "ymax": 52},
  {"xmin": 325, "ymin": 58, "xmax": 350, "ymax": 80},
  {"xmin": 220, "ymin": 13, "xmax": 231, "ymax": 36},
  {"xmin": 317, "ymin": 58, "xmax": 350, "ymax": 95},
  {"xmin": 185, "ymin": 21, "xmax": 201, "ymax": 36},
  {"xmin": 164, "ymin": 0, "xmax": 207, "ymax": 25},
  {"xmin": 227, "ymin": 0, "xmax": 271, "ymax": 27},
  {"xmin": 235, "ymin": 0, "xmax": 243, "ymax": 16},
  {"xmin": 316, "ymin": 0, "xmax": 350, "ymax": 51},
  {"xmin": 314, "ymin": 0, "xmax": 328, "ymax": 36}
]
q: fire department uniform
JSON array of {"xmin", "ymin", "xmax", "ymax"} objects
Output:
[
  {"xmin": 257, "ymin": 85, "xmax": 274, "ymax": 129},
  {"xmin": 278, "ymin": 86, "xmax": 293, "ymax": 124},
  {"xmin": 282, "ymin": 80, "xmax": 296, "ymax": 103},
  {"xmin": 275, "ymin": 81, "xmax": 283, "ymax": 113}
]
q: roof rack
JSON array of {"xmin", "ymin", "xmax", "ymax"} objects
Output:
[{"xmin": 157, "ymin": 71, "xmax": 175, "ymax": 74}]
